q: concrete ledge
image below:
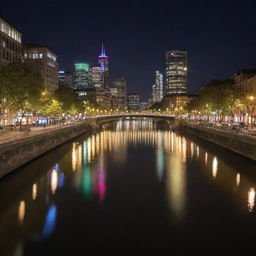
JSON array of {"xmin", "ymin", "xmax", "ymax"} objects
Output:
[
  {"xmin": 181, "ymin": 124, "xmax": 256, "ymax": 161},
  {"xmin": 0, "ymin": 122, "xmax": 93, "ymax": 178}
]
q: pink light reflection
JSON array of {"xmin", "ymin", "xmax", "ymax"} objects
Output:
[{"xmin": 97, "ymin": 167, "xmax": 106, "ymax": 203}]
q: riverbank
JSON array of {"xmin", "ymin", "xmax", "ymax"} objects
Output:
[
  {"xmin": 180, "ymin": 122, "xmax": 256, "ymax": 161},
  {"xmin": 0, "ymin": 121, "xmax": 95, "ymax": 178}
]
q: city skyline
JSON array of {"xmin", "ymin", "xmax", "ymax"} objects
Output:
[{"xmin": 2, "ymin": 0, "xmax": 256, "ymax": 99}]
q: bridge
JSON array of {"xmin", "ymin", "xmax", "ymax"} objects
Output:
[{"xmin": 86, "ymin": 113, "xmax": 178, "ymax": 129}]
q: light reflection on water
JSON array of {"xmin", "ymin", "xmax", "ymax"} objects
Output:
[
  {"xmin": 248, "ymin": 188, "xmax": 255, "ymax": 212},
  {"xmin": 1, "ymin": 119, "xmax": 256, "ymax": 255}
]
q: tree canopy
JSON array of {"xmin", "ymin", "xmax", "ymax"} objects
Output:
[{"xmin": 0, "ymin": 62, "xmax": 45, "ymax": 116}]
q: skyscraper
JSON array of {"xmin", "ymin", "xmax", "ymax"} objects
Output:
[
  {"xmin": 165, "ymin": 50, "xmax": 187, "ymax": 95},
  {"xmin": 127, "ymin": 93, "xmax": 140, "ymax": 111},
  {"xmin": 98, "ymin": 44, "xmax": 109, "ymax": 89},
  {"xmin": 74, "ymin": 62, "xmax": 91, "ymax": 89},
  {"xmin": 152, "ymin": 84, "xmax": 156, "ymax": 102},
  {"xmin": 155, "ymin": 71, "xmax": 164, "ymax": 102},
  {"xmin": 91, "ymin": 67, "xmax": 103, "ymax": 90},
  {"xmin": 58, "ymin": 71, "xmax": 74, "ymax": 88},
  {"xmin": 110, "ymin": 77, "xmax": 127, "ymax": 110}
]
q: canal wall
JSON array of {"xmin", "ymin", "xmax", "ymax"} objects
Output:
[
  {"xmin": 180, "ymin": 123, "xmax": 256, "ymax": 161},
  {"xmin": 0, "ymin": 121, "xmax": 97, "ymax": 178}
]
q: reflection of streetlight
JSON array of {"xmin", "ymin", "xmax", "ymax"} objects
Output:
[{"xmin": 248, "ymin": 187, "xmax": 255, "ymax": 212}]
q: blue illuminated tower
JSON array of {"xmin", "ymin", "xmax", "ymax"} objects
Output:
[{"xmin": 98, "ymin": 44, "xmax": 109, "ymax": 89}]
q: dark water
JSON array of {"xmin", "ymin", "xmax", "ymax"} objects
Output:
[{"xmin": 1, "ymin": 119, "xmax": 256, "ymax": 255}]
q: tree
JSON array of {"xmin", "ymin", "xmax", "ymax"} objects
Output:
[
  {"xmin": 0, "ymin": 62, "xmax": 45, "ymax": 128},
  {"xmin": 186, "ymin": 79, "xmax": 239, "ymax": 121}
]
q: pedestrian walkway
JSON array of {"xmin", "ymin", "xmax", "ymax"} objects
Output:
[{"xmin": 0, "ymin": 122, "xmax": 83, "ymax": 146}]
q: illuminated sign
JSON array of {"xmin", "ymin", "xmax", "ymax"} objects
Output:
[{"xmin": 75, "ymin": 62, "xmax": 89, "ymax": 72}]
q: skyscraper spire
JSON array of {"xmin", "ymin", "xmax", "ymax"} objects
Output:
[
  {"xmin": 98, "ymin": 42, "xmax": 109, "ymax": 88},
  {"xmin": 101, "ymin": 43, "xmax": 105, "ymax": 55}
]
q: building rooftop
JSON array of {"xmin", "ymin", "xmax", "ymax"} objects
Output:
[
  {"xmin": 0, "ymin": 17, "xmax": 22, "ymax": 34},
  {"xmin": 24, "ymin": 44, "xmax": 57, "ymax": 55}
]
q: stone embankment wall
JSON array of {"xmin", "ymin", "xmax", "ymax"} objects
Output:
[
  {"xmin": 0, "ymin": 122, "xmax": 95, "ymax": 178},
  {"xmin": 180, "ymin": 123, "xmax": 256, "ymax": 161}
]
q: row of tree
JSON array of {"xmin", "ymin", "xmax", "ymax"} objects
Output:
[
  {"xmin": 0, "ymin": 62, "xmax": 100, "ymax": 126},
  {"xmin": 186, "ymin": 79, "xmax": 256, "ymax": 122}
]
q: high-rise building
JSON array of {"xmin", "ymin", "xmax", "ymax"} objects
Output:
[
  {"xmin": 74, "ymin": 62, "xmax": 91, "ymax": 89},
  {"xmin": 110, "ymin": 77, "xmax": 127, "ymax": 110},
  {"xmin": 139, "ymin": 101, "xmax": 148, "ymax": 111},
  {"xmin": 98, "ymin": 44, "xmax": 109, "ymax": 89},
  {"xmin": 58, "ymin": 71, "xmax": 74, "ymax": 88},
  {"xmin": 152, "ymin": 84, "xmax": 156, "ymax": 102},
  {"xmin": 91, "ymin": 66, "xmax": 103, "ymax": 89},
  {"xmin": 127, "ymin": 93, "xmax": 140, "ymax": 111},
  {"xmin": 165, "ymin": 50, "xmax": 187, "ymax": 95},
  {"xmin": 24, "ymin": 45, "xmax": 59, "ymax": 91},
  {"xmin": 155, "ymin": 71, "xmax": 164, "ymax": 102},
  {"xmin": 0, "ymin": 18, "xmax": 22, "ymax": 65}
]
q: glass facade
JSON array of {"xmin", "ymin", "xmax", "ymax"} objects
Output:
[
  {"xmin": 165, "ymin": 51, "xmax": 187, "ymax": 95},
  {"xmin": 155, "ymin": 71, "xmax": 164, "ymax": 102},
  {"xmin": 74, "ymin": 62, "xmax": 91, "ymax": 89}
]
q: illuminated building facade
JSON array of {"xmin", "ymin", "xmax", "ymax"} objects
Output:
[
  {"xmin": 0, "ymin": 17, "xmax": 22, "ymax": 65},
  {"xmin": 127, "ymin": 93, "xmax": 140, "ymax": 111},
  {"xmin": 91, "ymin": 66, "xmax": 103, "ymax": 89},
  {"xmin": 162, "ymin": 94, "xmax": 196, "ymax": 113},
  {"xmin": 0, "ymin": 18, "xmax": 23, "ymax": 126},
  {"xmin": 155, "ymin": 71, "xmax": 164, "ymax": 102},
  {"xmin": 24, "ymin": 45, "xmax": 59, "ymax": 91},
  {"xmin": 165, "ymin": 50, "xmax": 187, "ymax": 95},
  {"xmin": 75, "ymin": 88, "xmax": 111, "ymax": 109},
  {"xmin": 152, "ymin": 84, "xmax": 156, "ymax": 102},
  {"xmin": 98, "ymin": 44, "xmax": 109, "ymax": 89},
  {"xmin": 110, "ymin": 77, "xmax": 127, "ymax": 110},
  {"xmin": 58, "ymin": 71, "xmax": 74, "ymax": 88},
  {"xmin": 74, "ymin": 62, "xmax": 92, "ymax": 89}
]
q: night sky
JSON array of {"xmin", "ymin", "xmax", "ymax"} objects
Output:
[{"xmin": 2, "ymin": 0, "xmax": 256, "ymax": 100}]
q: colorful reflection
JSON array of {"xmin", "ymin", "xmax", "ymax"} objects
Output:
[
  {"xmin": 82, "ymin": 167, "xmax": 92, "ymax": 199},
  {"xmin": 42, "ymin": 204, "xmax": 57, "ymax": 239},
  {"xmin": 97, "ymin": 166, "xmax": 106, "ymax": 202},
  {"xmin": 69, "ymin": 120, "xmax": 256, "ymax": 215}
]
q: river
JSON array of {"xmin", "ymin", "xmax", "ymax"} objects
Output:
[{"xmin": 0, "ymin": 119, "xmax": 256, "ymax": 255}]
